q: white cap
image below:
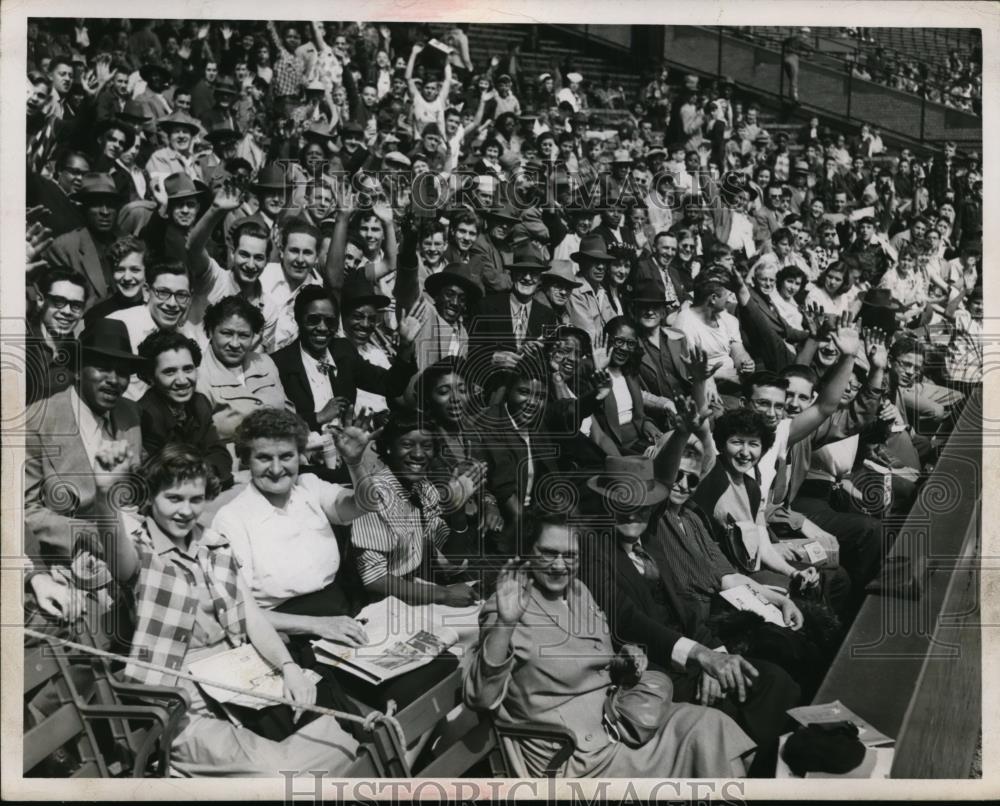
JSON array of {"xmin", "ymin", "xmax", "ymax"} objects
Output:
[{"xmin": 567, "ymin": 72, "xmax": 584, "ymax": 84}]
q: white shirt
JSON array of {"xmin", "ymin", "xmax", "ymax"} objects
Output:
[
  {"xmin": 211, "ymin": 474, "xmax": 354, "ymax": 609},
  {"xmin": 725, "ymin": 210, "xmax": 757, "ymax": 260},
  {"xmin": 757, "ymin": 418, "xmax": 791, "ymax": 504},
  {"xmin": 107, "ymin": 305, "xmax": 204, "ymax": 401},
  {"xmin": 355, "ymin": 342, "xmax": 389, "ymax": 412},
  {"xmin": 69, "ymin": 386, "xmax": 112, "ymax": 471},
  {"xmin": 610, "ymin": 370, "xmax": 633, "ymax": 425},
  {"xmin": 260, "ymin": 261, "xmax": 322, "ymax": 354},
  {"xmin": 302, "ymin": 346, "xmax": 337, "ymax": 423}
]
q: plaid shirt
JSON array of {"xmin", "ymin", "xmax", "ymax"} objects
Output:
[
  {"xmin": 124, "ymin": 518, "xmax": 247, "ymax": 687},
  {"xmin": 272, "ymin": 50, "xmax": 302, "ymax": 98}
]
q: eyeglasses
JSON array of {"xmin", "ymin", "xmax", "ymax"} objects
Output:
[
  {"xmin": 45, "ymin": 293, "xmax": 85, "ymax": 314},
  {"xmin": 304, "ymin": 314, "xmax": 338, "ymax": 328},
  {"xmin": 610, "ymin": 337, "xmax": 639, "ymax": 350},
  {"xmin": 150, "ymin": 287, "xmax": 192, "ymax": 304},
  {"xmin": 534, "ymin": 548, "xmax": 579, "ymax": 566},
  {"xmin": 672, "ymin": 470, "xmax": 701, "ymax": 491}
]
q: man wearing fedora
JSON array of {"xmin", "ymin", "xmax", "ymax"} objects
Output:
[
  {"xmin": 134, "ymin": 60, "xmax": 173, "ymax": 125},
  {"xmin": 201, "ymin": 75, "xmax": 241, "ymax": 134},
  {"xmin": 146, "ymin": 110, "xmax": 204, "ymax": 185},
  {"xmin": 396, "ymin": 258, "xmax": 483, "ymax": 371},
  {"xmin": 578, "ymin": 449, "xmax": 800, "ymax": 776},
  {"xmin": 469, "ymin": 204, "xmax": 518, "ymax": 294},
  {"xmin": 45, "ymin": 172, "xmax": 126, "ymax": 305},
  {"xmin": 468, "ymin": 250, "xmax": 558, "ymax": 402},
  {"xmin": 536, "ymin": 259, "xmax": 582, "ymax": 327},
  {"xmin": 565, "ymin": 233, "xmax": 618, "ymax": 346},
  {"xmin": 630, "ymin": 279, "xmax": 689, "ymax": 416},
  {"xmin": 24, "ymin": 318, "xmax": 144, "ymax": 567},
  {"xmin": 138, "ymin": 171, "xmax": 209, "ymax": 265}
]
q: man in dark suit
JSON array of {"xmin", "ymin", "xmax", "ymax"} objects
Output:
[
  {"xmin": 25, "ymin": 267, "xmax": 89, "ymax": 405},
  {"xmin": 467, "ymin": 252, "xmax": 558, "ymax": 404},
  {"xmin": 578, "ymin": 453, "xmax": 800, "ymax": 775},
  {"xmin": 928, "ymin": 141, "xmax": 959, "ymax": 207},
  {"xmin": 26, "ymin": 150, "xmax": 90, "ymax": 238},
  {"xmin": 634, "ymin": 233, "xmax": 686, "ymax": 306},
  {"xmin": 270, "ymin": 286, "xmax": 416, "ymax": 433}
]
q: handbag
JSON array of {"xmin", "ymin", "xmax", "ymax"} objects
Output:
[
  {"xmin": 717, "ymin": 514, "xmax": 759, "ymax": 574},
  {"xmin": 601, "ymin": 670, "xmax": 674, "ymax": 748}
]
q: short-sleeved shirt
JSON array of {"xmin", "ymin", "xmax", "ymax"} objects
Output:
[
  {"xmin": 350, "ymin": 469, "xmax": 449, "ymax": 586},
  {"xmin": 211, "ymin": 473, "xmax": 354, "ymax": 609},
  {"xmin": 672, "ymin": 306, "xmax": 740, "ymax": 378}
]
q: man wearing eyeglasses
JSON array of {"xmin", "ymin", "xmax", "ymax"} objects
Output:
[
  {"xmin": 753, "ymin": 184, "xmax": 790, "ymax": 246},
  {"xmin": 25, "ymin": 267, "xmax": 89, "ymax": 405},
  {"xmin": 107, "ymin": 261, "xmax": 203, "ymax": 401},
  {"xmin": 26, "ymin": 150, "xmax": 90, "ymax": 237}
]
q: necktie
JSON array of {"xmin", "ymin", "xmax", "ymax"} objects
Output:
[
  {"xmin": 514, "ymin": 306, "xmax": 528, "ymax": 347},
  {"xmin": 631, "ymin": 543, "xmax": 661, "ymax": 581}
]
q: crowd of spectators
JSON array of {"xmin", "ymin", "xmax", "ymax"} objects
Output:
[{"xmin": 22, "ymin": 17, "xmax": 982, "ymax": 781}]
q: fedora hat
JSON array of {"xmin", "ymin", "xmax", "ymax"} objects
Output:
[
  {"xmin": 587, "ymin": 455, "xmax": 669, "ymax": 508},
  {"xmin": 630, "ymin": 280, "xmax": 670, "ymax": 306},
  {"xmin": 118, "ymin": 99, "xmax": 153, "ymax": 128},
  {"xmin": 553, "ymin": 324, "xmax": 592, "ymax": 353},
  {"xmin": 156, "ymin": 110, "xmax": 201, "ymax": 135},
  {"xmin": 79, "ymin": 319, "xmax": 142, "ymax": 368},
  {"xmin": 483, "ymin": 203, "xmax": 520, "ymax": 225},
  {"xmin": 205, "ymin": 121, "xmax": 240, "ymax": 144},
  {"xmin": 860, "ymin": 288, "xmax": 903, "ymax": 311},
  {"xmin": 301, "ymin": 122, "xmax": 337, "ymax": 144},
  {"xmin": 506, "ymin": 251, "xmax": 549, "ymax": 273},
  {"xmin": 139, "ymin": 60, "xmax": 171, "ymax": 84},
  {"xmin": 213, "ymin": 75, "xmax": 240, "ymax": 96},
  {"xmin": 250, "ymin": 164, "xmax": 288, "ymax": 192},
  {"xmin": 163, "ymin": 172, "xmax": 208, "ymax": 202},
  {"xmin": 424, "ymin": 262, "xmax": 484, "ymax": 303},
  {"xmin": 612, "ymin": 148, "xmax": 633, "ymax": 164},
  {"xmin": 571, "ymin": 233, "xmax": 615, "ymax": 263},
  {"xmin": 341, "ymin": 120, "xmax": 365, "ymax": 137},
  {"xmin": 71, "ymin": 173, "xmax": 125, "ymax": 204},
  {"xmin": 342, "ymin": 272, "xmax": 390, "ymax": 311},
  {"xmin": 541, "ymin": 260, "xmax": 582, "ymax": 288}
]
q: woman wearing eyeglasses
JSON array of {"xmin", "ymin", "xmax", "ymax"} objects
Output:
[{"xmin": 588, "ymin": 316, "xmax": 663, "ymax": 457}]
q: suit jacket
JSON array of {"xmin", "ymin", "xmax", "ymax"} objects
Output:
[
  {"xmin": 737, "ymin": 286, "xmax": 801, "ymax": 372},
  {"xmin": 635, "ymin": 255, "xmax": 687, "ymax": 303},
  {"xmin": 26, "ymin": 173, "xmax": 86, "ymax": 237},
  {"xmin": 24, "ymin": 317, "xmax": 77, "ymax": 405},
  {"xmin": 271, "ymin": 338, "xmax": 413, "ymax": 432},
  {"xmin": 638, "ymin": 327, "xmax": 689, "ymax": 401},
  {"xmin": 24, "ymin": 387, "xmax": 142, "ymax": 563},
  {"xmin": 590, "ymin": 372, "xmax": 652, "ymax": 454},
  {"xmin": 468, "ymin": 293, "xmax": 558, "ymax": 358},
  {"xmin": 578, "ymin": 530, "xmax": 687, "ymax": 672},
  {"xmin": 45, "ymin": 226, "xmax": 111, "ymax": 303},
  {"xmin": 469, "ymin": 233, "xmax": 512, "ymax": 294}
]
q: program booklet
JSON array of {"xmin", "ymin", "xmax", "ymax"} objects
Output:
[{"xmin": 311, "ymin": 596, "xmax": 480, "ymax": 685}]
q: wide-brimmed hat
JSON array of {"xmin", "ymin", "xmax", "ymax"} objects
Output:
[
  {"xmin": 552, "ymin": 324, "xmax": 592, "ymax": 353},
  {"xmin": 612, "ymin": 148, "xmax": 633, "ymax": 164},
  {"xmin": 424, "ymin": 262, "xmax": 484, "ymax": 302},
  {"xmin": 587, "ymin": 455, "xmax": 669, "ymax": 508},
  {"xmin": 139, "ymin": 61, "xmax": 171, "ymax": 84},
  {"xmin": 79, "ymin": 319, "xmax": 142, "ymax": 368},
  {"xmin": 341, "ymin": 121, "xmax": 365, "ymax": 137},
  {"xmin": 250, "ymin": 164, "xmax": 287, "ymax": 192},
  {"xmin": 342, "ymin": 272, "xmax": 390, "ymax": 311},
  {"xmin": 792, "ymin": 159, "xmax": 811, "ymax": 174},
  {"xmin": 163, "ymin": 172, "xmax": 208, "ymax": 202},
  {"xmin": 71, "ymin": 173, "xmax": 125, "ymax": 205},
  {"xmin": 541, "ymin": 260, "xmax": 582, "ymax": 288},
  {"xmin": 571, "ymin": 233, "xmax": 615, "ymax": 263},
  {"xmin": 156, "ymin": 110, "xmax": 201, "ymax": 135},
  {"xmin": 95, "ymin": 118, "xmax": 136, "ymax": 151}
]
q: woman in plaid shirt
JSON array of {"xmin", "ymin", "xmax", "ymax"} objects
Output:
[{"xmin": 97, "ymin": 444, "xmax": 359, "ymax": 777}]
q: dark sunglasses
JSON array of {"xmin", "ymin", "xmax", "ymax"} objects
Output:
[{"xmin": 672, "ymin": 470, "xmax": 701, "ymax": 491}]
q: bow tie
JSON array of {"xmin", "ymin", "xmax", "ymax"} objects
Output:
[{"xmin": 316, "ymin": 359, "xmax": 336, "ymax": 376}]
